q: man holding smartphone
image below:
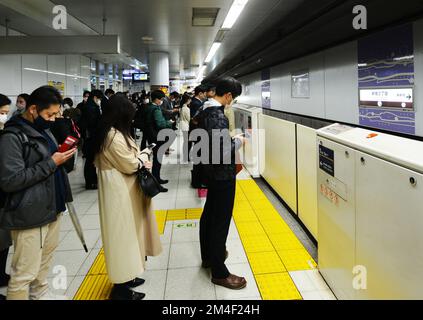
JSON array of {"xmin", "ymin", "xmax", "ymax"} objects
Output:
[{"xmin": 0, "ymin": 86, "xmax": 76, "ymax": 300}]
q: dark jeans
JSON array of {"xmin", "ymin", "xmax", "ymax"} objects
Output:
[
  {"xmin": 83, "ymin": 138, "xmax": 97, "ymax": 186},
  {"xmin": 200, "ymin": 179, "xmax": 236, "ymax": 279}
]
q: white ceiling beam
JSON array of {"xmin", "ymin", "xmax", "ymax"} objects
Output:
[{"xmin": 0, "ymin": 35, "xmax": 120, "ymax": 54}]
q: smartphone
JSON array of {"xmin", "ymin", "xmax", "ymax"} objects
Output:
[{"xmin": 59, "ymin": 136, "xmax": 78, "ymax": 153}]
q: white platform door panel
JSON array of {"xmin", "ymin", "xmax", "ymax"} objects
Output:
[
  {"xmin": 355, "ymin": 151, "xmax": 423, "ymax": 300},
  {"xmin": 317, "ymin": 138, "xmax": 356, "ymax": 300}
]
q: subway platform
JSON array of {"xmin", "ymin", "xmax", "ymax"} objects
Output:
[{"xmin": 0, "ymin": 136, "xmax": 335, "ymax": 301}]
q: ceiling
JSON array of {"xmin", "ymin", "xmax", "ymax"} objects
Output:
[{"xmin": 0, "ymin": 0, "xmax": 307, "ymax": 79}]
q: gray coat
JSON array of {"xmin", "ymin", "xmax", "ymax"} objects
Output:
[{"xmin": 0, "ymin": 116, "xmax": 73, "ymax": 231}]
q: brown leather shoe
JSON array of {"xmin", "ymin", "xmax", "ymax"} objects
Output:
[
  {"xmin": 212, "ymin": 274, "xmax": 247, "ymax": 290},
  {"xmin": 202, "ymin": 251, "xmax": 229, "ymax": 269}
]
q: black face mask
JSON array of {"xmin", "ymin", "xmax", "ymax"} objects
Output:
[{"xmin": 34, "ymin": 115, "xmax": 53, "ymax": 130}]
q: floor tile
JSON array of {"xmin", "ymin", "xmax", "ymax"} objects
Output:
[
  {"xmin": 146, "ymin": 244, "xmax": 170, "ymax": 271},
  {"xmin": 165, "ymin": 267, "xmax": 216, "ymax": 300},
  {"xmin": 168, "ymin": 242, "xmax": 202, "ymax": 269},
  {"xmin": 57, "ymin": 229, "xmax": 101, "ymax": 252},
  {"xmin": 49, "ymin": 250, "xmax": 89, "ymax": 277},
  {"xmin": 171, "ymin": 221, "xmax": 200, "ymax": 243}
]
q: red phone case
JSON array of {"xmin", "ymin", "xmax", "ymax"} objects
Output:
[{"xmin": 59, "ymin": 136, "xmax": 78, "ymax": 153}]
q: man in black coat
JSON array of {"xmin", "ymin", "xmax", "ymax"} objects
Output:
[
  {"xmin": 79, "ymin": 89, "xmax": 104, "ymax": 189},
  {"xmin": 197, "ymin": 77, "xmax": 247, "ymax": 290},
  {"xmin": 0, "ymin": 86, "xmax": 75, "ymax": 300}
]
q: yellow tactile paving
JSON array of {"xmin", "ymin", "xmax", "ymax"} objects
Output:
[
  {"xmin": 247, "ymin": 252, "xmax": 287, "ymax": 275},
  {"xmin": 278, "ymin": 249, "xmax": 317, "ymax": 271},
  {"xmin": 268, "ymin": 233, "xmax": 305, "ymax": 251},
  {"xmin": 232, "ymin": 210, "xmax": 258, "ymax": 222},
  {"xmin": 240, "ymin": 235, "xmax": 274, "ymax": 253},
  {"xmin": 74, "ymin": 179, "xmax": 316, "ymax": 300},
  {"xmin": 256, "ymin": 273, "xmax": 303, "ymax": 300}
]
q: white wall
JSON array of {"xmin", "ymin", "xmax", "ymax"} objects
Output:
[
  {"xmin": 239, "ymin": 18, "xmax": 423, "ymax": 136},
  {"xmin": 0, "ymin": 54, "xmax": 91, "ymax": 114}
]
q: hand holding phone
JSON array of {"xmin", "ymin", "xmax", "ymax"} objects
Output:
[{"xmin": 59, "ymin": 136, "xmax": 79, "ymax": 153}]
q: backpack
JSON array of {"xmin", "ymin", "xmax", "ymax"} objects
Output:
[{"xmin": 0, "ymin": 130, "xmax": 36, "ymax": 209}]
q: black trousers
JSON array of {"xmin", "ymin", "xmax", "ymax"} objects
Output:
[
  {"xmin": 83, "ymin": 138, "xmax": 98, "ymax": 186},
  {"xmin": 140, "ymin": 131, "xmax": 148, "ymax": 151},
  {"xmin": 200, "ymin": 179, "xmax": 236, "ymax": 279},
  {"xmin": 152, "ymin": 141, "xmax": 165, "ymax": 181},
  {"xmin": 0, "ymin": 247, "xmax": 9, "ymax": 278}
]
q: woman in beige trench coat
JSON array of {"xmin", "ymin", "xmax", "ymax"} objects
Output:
[{"xmin": 93, "ymin": 94, "xmax": 162, "ymax": 300}]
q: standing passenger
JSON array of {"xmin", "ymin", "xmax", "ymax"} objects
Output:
[
  {"xmin": 179, "ymin": 94, "xmax": 191, "ymax": 163},
  {"xmin": 198, "ymin": 77, "xmax": 247, "ymax": 290},
  {"xmin": 94, "ymin": 95, "xmax": 162, "ymax": 300},
  {"xmin": 0, "ymin": 86, "xmax": 76, "ymax": 300},
  {"xmin": 144, "ymin": 90, "xmax": 174, "ymax": 191},
  {"xmin": 12, "ymin": 94, "xmax": 29, "ymax": 118},
  {"xmin": 80, "ymin": 90, "xmax": 104, "ymax": 190},
  {"xmin": 0, "ymin": 94, "xmax": 12, "ymax": 300}
]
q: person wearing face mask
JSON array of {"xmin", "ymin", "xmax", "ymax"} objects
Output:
[
  {"xmin": 143, "ymin": 90, "xmax": 174, "ymax": 192},
  {"xmin": 0, "ymin": 94, "xmax": 12, "ymax": 300},
  {"xmin": 80, "ymin": 90, "xmax": 104, "ymax": 190},
  {"xmin": 0, "ymin": 86, "xmax": 76, "ymax": 300},
  {"xmin": 12, "ymin": 94, "xmax": 29, "ymax": 118},
  {"xmin": 197, "ymin": 77, "xmax": 247, "ymax": 290}
]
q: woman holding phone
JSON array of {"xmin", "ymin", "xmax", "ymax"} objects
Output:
[{"xmin": 94, "ymin": 94, "xmax": 162, "ymax": 300}]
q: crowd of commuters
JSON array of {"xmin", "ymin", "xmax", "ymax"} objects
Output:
[{"xmin": 0, "ymin": 76, "xmax": 246, "ymax": 300}]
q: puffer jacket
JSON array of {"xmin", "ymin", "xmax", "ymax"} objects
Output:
[
  {"xmin": 0, "ymin": 116, "xmax": 73, "ymax": 230},
  {"xmin": 197, "ymin": 105, "xmax": 242, "ymax": 181}
]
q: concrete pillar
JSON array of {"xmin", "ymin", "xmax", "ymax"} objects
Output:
[
  {"xmin": 95, "ymin": 60, "xmax": 100, "ymax": 89},
  {"xmin": 149, "ymin": 52, "xmax": 170, "ymax": 91}
]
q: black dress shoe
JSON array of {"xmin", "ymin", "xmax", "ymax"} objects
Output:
[
  {"xmin": 0, "ymin": 294, "xmax": 5, "ymax": 300},
  {"xmin": 159, "ymin": 186, "xmax": 168, "ymax": 193},
  {"xmin": 0, "ymin": 274, "xmax": 10, "ymax": 287},
  {"xmin": 158, "ymin": 179, "xmax": 169, "ymax": 185},
  {"xmin": 85, "ymin": 184, "xmax": 98, "ymax": 190},
  {"xmin": 126, "ymin": 278, "xmax": 145, "ymax": 288},
  {"xmin": 109, "ymin": 286, "xmax": 146, "ymax": 300}
]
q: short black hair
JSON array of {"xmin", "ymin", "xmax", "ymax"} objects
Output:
[
  {"xmin": 170, "ymin": 91, "xmax": 180, "ymax": 98},
  {"xmin": 83, "ymin": 90, "xmax": 91, "ymax": 97},
  {"xmin": 27, "ymin": 86, "xmax": 63, "ymax": 112},
  {"xmin": 215, "ymin": 77, "xmax": 242, "ymax": 99},
  {"xmin": 194, "ymin": 85, "xmax": 207, "ymax": 96},
  {"xmin": 90, "ymin": 89, "xmax": 104, "ymax": 100},
  {"xmin": 63, "ymin": 97, "xmax": 74, "ymax": 107},
  {"xmin": 105, "ymin": 89, "xmax": 115, "ymax": 96},
  {"xmin": 151, "ymin": 90, "xmax": 166, "ymax": 102},
  {"xmin": 0, "ymin": 94, "xmax": 11, "ymax": 108}
]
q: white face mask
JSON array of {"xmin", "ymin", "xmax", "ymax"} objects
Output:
[
  {"xmin": 0, "ymin": 114, "xmax": 8, "ymax": 124},
  {"xmin": 16, "ymin": 104, "xmax": 25, "ymax": 111},
  {"xmin": 96, "ymin": 99, "xmax": 101, "ymax": 107},
  {"xmin": 144, "ymin": 99, "xmax": 150, "ymax": 104}
]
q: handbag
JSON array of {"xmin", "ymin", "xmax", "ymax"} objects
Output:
[{"xmin": 138, "ymin": 167, "xmax": 162, "ymax": 198}]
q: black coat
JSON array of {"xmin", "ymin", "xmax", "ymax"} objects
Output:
[
  {"xmin": 0, "ymin": 116, "xmax": 73, "ymax": 230},
  {"xmin": 198, "ymin": 106, "xmax": 241, "ymax": 181}
]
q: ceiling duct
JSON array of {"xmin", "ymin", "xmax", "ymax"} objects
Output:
[{"xmin": 192, "ymin": 8, "xmax": 220, "ymax": 27}]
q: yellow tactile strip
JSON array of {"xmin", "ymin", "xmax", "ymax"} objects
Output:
[
  {"xmin": 74, "ymin": 179, "xmax": 316, "ymax": 300},
  {"xmin": 236, "ymin": 180, "xmax": 317, "ymax": 300}
]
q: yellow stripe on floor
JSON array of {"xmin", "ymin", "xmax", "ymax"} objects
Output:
[{"xmin": 74, "ymin": 179, "xmax": 316, "ymax": 300}]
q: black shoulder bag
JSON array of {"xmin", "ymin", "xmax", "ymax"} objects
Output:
[{"xmin": 137, "ymin": 151, "xmax": 162, "ymax": 198}]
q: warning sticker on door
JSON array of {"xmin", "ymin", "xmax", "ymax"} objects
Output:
[{"xmin": 319, "ymin": 145, "xmax": 335, "ymax": 177}]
